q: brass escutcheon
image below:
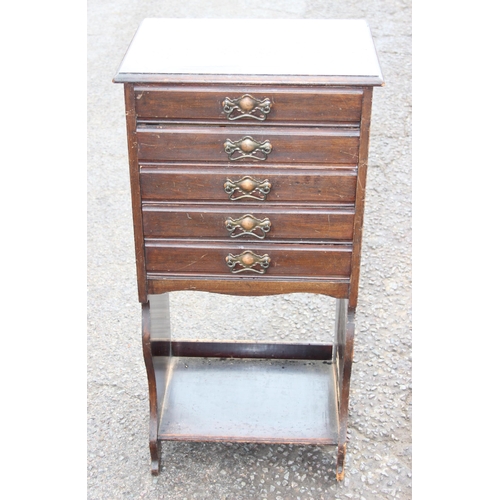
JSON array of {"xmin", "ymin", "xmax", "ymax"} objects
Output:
[
  {"xmin": 225, "ymin": 214, "xmax": 272, "ymax": 239},
  {"xmin": 224, "ymin": 136, "xmax": 272, "ymax": 161},
  {"xmin": 225, "ymin": 251, "xmax": 271, "ymax": 274},
  {"xmin": 222, "ymin": 94, "xmax": 272, "ymax": 121},
  {"xmin": 224, "ymin": 176, "xmax": 272, "ymax": 201}
]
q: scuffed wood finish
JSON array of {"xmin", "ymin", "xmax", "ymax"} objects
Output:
[
  {"xmin": 136, "ymin": 124, "xmax": 360, "ymax": 164},
  {"xmin": 146, "ymin": 277, "xmax": 350, "ymax": 298},
  {"xmin": 134, "ymin": 85, "xmax": 363, "ymax": 124},
  {"xmin": 114, "ymin": 17, "xmax": 383, "ymax": 482},
  {"xmin": 349, "ymin": 87, "xmax": 374, "ymax": 309},
  {"xmin": 124, "ymin": 84, "xmax": 147, "ymax": 303},
  {"xmin": 141, "ymin": 301, "xmax": 160, "ymax": 475},
  {"xmin": 140, "ymin": 165, "xmax": 358, "ymax": 204},
  {"xmin": 143, "ymin": 294, "xmax": 172, "ymax": 475},
  {"xmin": 335, "ymin": 300, "xmax": 356, "ymax": 481},
  {"xmin": 145, "ymin": 240, "xmax": 352, "ymax": 277},
  {"xmin": 142, "ymin": 204, "xmax": 354, "ymax": 241}
]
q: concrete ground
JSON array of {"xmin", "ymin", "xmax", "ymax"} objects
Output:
[{"xmin": 87, "ymin": 1, "xmax": 412, "ymax": 498}]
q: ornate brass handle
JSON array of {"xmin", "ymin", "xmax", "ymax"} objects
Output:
[
  {"xmin": 224, "ymin": 176, "xmax": 272, "ymax": 201},
  {"xmin": 225, "ymin": 214, "xmax": 271, "ymax": 239},
  {"xmin": 222, "ymin": 94, "xmax": 272, "ymax": 121},
  {"xmin": 226, "ymin": 251, "xmax": 271, "ymax": 274},
  {"xmin": 224, "ymin": 136, "xmax": 272, "ymax": 161}
]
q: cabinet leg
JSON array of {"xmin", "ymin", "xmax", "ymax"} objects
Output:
[
  {"xmin": 335, "ymin": 299, "xmax": 356, "ymax": 481},
  {"xmin": 149, "ymin": 439, "xmax": 161, "ymax": 476},
  {"xmin": 142, "ymin": 301, "xmax": 160, "ymax": 475},
  {"xmin": 336, "ymin": 442, "xmax": 347, "ymax": 481}
]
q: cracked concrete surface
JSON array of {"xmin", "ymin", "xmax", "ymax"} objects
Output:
[{"xmin": 88, "ymin": 1, "xmax": 412, "ymax": 498}]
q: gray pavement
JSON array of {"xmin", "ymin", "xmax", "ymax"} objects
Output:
[{"xmin": 87, "ymin": 1, "xmax": 412, "ymax": 498}]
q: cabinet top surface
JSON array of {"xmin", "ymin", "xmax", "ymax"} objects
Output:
[{"xmin": 113, "ymin": 18, "xmax": 383, "ymax": 85}]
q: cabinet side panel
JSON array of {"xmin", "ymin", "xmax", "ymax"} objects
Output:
[
  {"xmin": 124, "ymin": 83, "xmax": 148, "ymax": 303},
  {"xmin": 349, "ymin": 87, "xmax": 373, "ymax": 309}
]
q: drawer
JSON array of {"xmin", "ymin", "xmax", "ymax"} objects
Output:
[
  {"xmin": 137, "ymin": 125, "xmax": 359, "ymax": 164},
  {"xmin": 145, "ymin": 241, "xmax": 352, "ymax": 278},
  {"xmin": 140, "ymin": 166, "xmax": 357, "ymax": 204},
  {"xmin": 142, "ymin": 205, "xmax": 354, "ymax": 241},
  {"xmin": 134, "ymin": 85, "xmax": 363, "ymax": 124}
]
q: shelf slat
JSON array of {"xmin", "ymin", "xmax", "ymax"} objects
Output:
[{"xmin": 151, "ymin": 340, "xmax": 333, "ymax": 360}]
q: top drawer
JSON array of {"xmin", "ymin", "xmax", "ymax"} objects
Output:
[{"xmin": 134, "ymin": 85, "xmax": 363, "ymax": 124}]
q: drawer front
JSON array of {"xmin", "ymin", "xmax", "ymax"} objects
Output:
[
  {"xmin": 134, "ymin": 86, "xmax": 363, "ymax": 124},
  {"xmin": 142, "ymin": 206, "xmax": 354, "ymax": 241},
  {"xmin": 136, "ymin": 126, "xmax": 359, "ymax": 164},
  {"xmin": 145, "ymin": 241, "xmax": 352, "ymax": 277},
  {"xmin": 140, "ymin": 166, "xmax": 357, "ymax": 204}
]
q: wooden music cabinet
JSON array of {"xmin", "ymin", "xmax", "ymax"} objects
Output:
[{"xmin": 113, "ymin": 18, "xmax": 383, "ymax": 481}]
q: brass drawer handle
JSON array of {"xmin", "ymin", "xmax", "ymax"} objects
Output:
[
  {"xmin": 224, "ymin": 136, "xmax": 272, "ymax": 161},
  {"xmin": 225, "ymin": 214, "xmax": 271, "ymax": 239},
  {"xmin": 222, "ymin": 94, "xmax": 272, "ymax": 121},
  {"xmin": 226, "ymin": 251, "xmax": 271, "ymax": 274},
  {"xmin": 224, "ymin": 176, "xmax": 272, "ymax": 201}
]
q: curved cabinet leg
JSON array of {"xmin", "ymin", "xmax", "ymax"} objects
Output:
[
  {"xmin": 335, "ymin": 299, "xmax": 356, "ymax": 481},
  {"xmin": 142, "ymin": 301, "xmax": 160, "ymax": 475},
  {"xmin": 336, "ymin": 443, "xmax": 347, "ymax": 482}
]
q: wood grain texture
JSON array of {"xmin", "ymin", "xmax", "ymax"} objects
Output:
[
  {"xmin": 124, "ymin": 83, "xmax": 148, "ymax": 303},
  {"xmin": 349, "ymin": 87, "xmax": 373, "ymax": 309},
  {"xmin": 146, "ymin": 276, "xmax": 350, "ymax": 298},
  {"xmin": 114, "ymin": 18, "xmax": 383, "ymax": 481},
  {"xmin": 136, "ymin": 125, "xmax": 360, "ymax": 164},
  {"xmin": 144, "ymin": 240, "xmax": 352, "ymax": 277},
  {"xmin": 140, "ymin": 164, "xmax": 358, "ymax": 204},
  {"xmin": 134, "ymin": 85, "xmax": 363, "ymax": 124},
  {"xmin": 336, "ymin": 304, "xmax": 356, "ymax": 481},
  {"xmin": 142, "ymin": 204, "xmax": 354, "ymax": 241},
  {"xmin": 141, "ymin": 301, "xmax": 160, "ymax": 475}
]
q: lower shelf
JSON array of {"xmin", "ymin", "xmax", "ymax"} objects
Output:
[{"xmin": 154, "ymin": 356, "xmax": 339, "ymax": 444}]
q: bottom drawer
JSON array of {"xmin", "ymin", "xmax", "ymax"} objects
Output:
[{"xmin": 145, "ymin": 240, "xmax": 352, "ymax": 278}]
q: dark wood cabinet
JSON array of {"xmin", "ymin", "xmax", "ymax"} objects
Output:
[{"xmin": 113, "ymin": 18, "xmax": 383, "ymax": 481}]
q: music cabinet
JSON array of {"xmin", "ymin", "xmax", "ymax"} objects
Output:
[{"xmin": 113, "ymin": 18, "xmax": 383, "ymax": 481}]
